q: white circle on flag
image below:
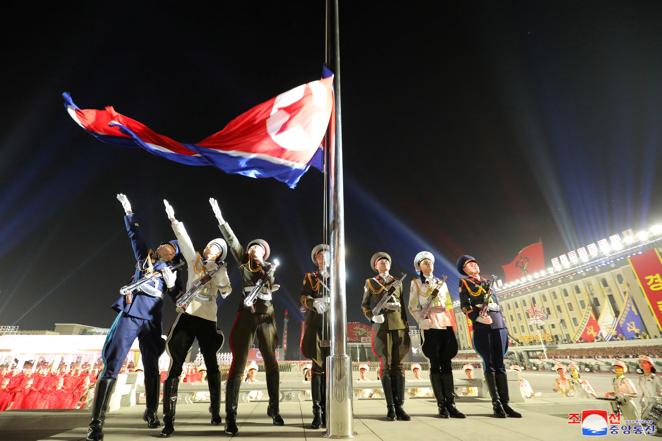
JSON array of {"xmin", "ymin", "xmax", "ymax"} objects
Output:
[{"xmin": 267, "ymin": 81, "xmax": 330, "ymax": 151}]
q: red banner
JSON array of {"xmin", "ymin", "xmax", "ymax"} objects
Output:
[
  {"xmin": 347, "ymin": 322, "xmax": 373, "ymax": 343},
  {"xmin": 629, "ymin": 248, "xmax": 662, "ymax": 331},
  {"xmin": 578, "ymin": 312, "xmax": 600, "ymax": 343},
  {"xmin": 501, "ymin": 241, "xmax": 546, "ymax": 283}
]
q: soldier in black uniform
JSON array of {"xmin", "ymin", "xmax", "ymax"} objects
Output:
[
  {"xmin": 456, "ymin": 255, "xmax": 522, "ymax": 418},
  {"xmin": 299, "ymin": 244, "xmax": 330, "ymax": 429},
  {"xmin": 361, "ymin": 252, "xmax": 411, "ymax": 421},
  {"xmin": 209, "ymin": 198, "xmax": 284, "ymax": 435}
]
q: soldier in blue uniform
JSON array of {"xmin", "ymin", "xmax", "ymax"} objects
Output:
[
  {"xmin": 86, "ymin": 194, "xmax": 180, "ymax": 441},
  {"xmin": 457, "ymin": 255, "xmax": 522, "ymax": 419}
]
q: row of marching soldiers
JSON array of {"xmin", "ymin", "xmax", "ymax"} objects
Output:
[
  {"xmin": 0, "ymin": 360, "xmax": 97, "ymax": 412},
  {"xmin": 85, "ymin": 194, "xmax": 522, "ymax": 441}
]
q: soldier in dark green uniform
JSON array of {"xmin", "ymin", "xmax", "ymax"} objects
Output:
[
  {"xmin": 209, "ymin": 198, "xmax": 284, "ymax": 435},
  {"xmin": 361, "ymin": 252, "xmax": 411, "ymax": 421},
  {"xmin": 299, "ymin": 243, "xmax": 331, "ymax": 429}
]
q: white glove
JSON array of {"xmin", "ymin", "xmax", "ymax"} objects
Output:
[
  {"xmin": 313, "ymin": 298, "xmax": 328, "ymax": 314},
  {"xmin": 161, "ymin": 267, "xmax": 177, "ymax": 289},
  {"xmin": 476, "ymin": 312, "xmax": 493, "ymax": 325},
  {"xmin": 324, "ymin": 295, "xmax": 331, "ymax": 304},
  {"xmin": 487, "ymin": 303, "xmax": 501, "ymax": 312},
  {"xmin": 117, "ymin": 193, "xmax": 132, "ymax": 215},
  {"xmin": 419, "ymin": 319, "xmax": 432, "ymax": 330},
  {"xmin": 163, "ymin": 199, "xmax": 176, "ymax": 221},
  {"xmin": 372, "ymin": 314, "xmax": 385, "ymax": 324},
  {"xmin": 209, "ymin": 197, "xmax": 225, "ymax": 224},
  {"xmin": 384, "ymin": 301, "xmax": 401, "ymax": 311}
]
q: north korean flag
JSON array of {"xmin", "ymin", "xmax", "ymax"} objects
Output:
[{"xmin": 64, "ymin": 75, "xmax": 334, "ymax": 188}]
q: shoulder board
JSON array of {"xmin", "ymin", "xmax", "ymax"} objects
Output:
[{"xmin": 366, "ymin": 278, "xmax": 383, "ymax": 294}]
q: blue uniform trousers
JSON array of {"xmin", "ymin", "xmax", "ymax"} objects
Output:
[
  {"xmin": 99, "ymin": 312, "xmax": 165, "ymax": 381},
  {"xmin": 473, "ymin": 327, "xmax": 508, "ymax": 374}
]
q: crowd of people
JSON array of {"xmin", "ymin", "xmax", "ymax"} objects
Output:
[
  {"xmin": 545, "ymin": 346, "xmax": 662, "ymax": 360},
  {"xmin": 0, "ymin": 359, "xmax": 99, "ymax": 412}
]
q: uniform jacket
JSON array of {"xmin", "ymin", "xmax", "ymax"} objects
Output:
[
  {"xmin": 218, "ymin": 222, "xmax": 276, "ymax": 315},
  {"xmin": 408, "ymin": 276, "xmax": 454, "ymax": 329},
  {"xmin": 111, "ymin": 214, "xmax": 167, "ymax": 321},
  {"xmin": 171, "ymin": 220, "xmax": 231, "ymax": 323},
  {"xmin": 361, "ymin": 274, "xmax": 408, "ymax": 331},
  {"xmin": 300, "ymin": 271, "xmax": 328, "ymax": 329},
  {"xmin": 459, "ymin": 276, "xmax": 506, "ymax": 330}
]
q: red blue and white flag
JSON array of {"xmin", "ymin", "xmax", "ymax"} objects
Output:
[{"xmin": 63, "ymin": 76, "xmax": 334, "ymax": 188}]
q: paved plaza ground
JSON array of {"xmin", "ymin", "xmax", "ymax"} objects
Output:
[{"xmin": 0, "ymin": 372, "xmax": 650, "ymax": 440}]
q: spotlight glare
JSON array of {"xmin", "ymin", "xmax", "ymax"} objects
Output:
[{"xmin": 649, "ymin": 224, "xmax": 662, "ymax": 236}]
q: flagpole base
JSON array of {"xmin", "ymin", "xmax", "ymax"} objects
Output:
[{"xmin": 326, "ymin": 354, "xmax": 353, "ymax": 438}]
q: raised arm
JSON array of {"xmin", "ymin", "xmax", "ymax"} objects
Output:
[
  {"xmin": 209, "ymin": 197, "xmax": 244, "ymax": 264},
  {"xmin": 118, "ymin": 193, "xmax": 148, "ymax": 262},
  {"xmin": 164, "ymin": 199, "xmax": 196, "ymax": 265}
]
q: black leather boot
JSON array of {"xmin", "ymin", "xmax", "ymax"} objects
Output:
[
  {"xmin": 143, "ymin": 375, "xmax": 161, "ymax": 428},
  {"xmin": 266, "ymin": 371, "xmax": 285, "ymax": 425},
  {"xmin": 224, "ymin": 377, "xmax": 240, "ymax": 435},
  {"xmin": 207, "ymin": 370, "xmax": 222, "ymax": 425},
  {"xmin": 160, "ymin": 377, "xmax": 179, "ymax": 437},
  {"xmin": 485, "ymin": 372, "xmax": 506, "ymax": 418},
  {"xmin": 441, "ymin": 373, "xmax": 465, "ymax": 418},
  {"xmin": 86, "ymin": 378, "xmax": 116, "ymax": 441},
  {"xmin": 430, "ymin": 372, "xmax": 449, "ymax": 418},
  {"xmin": 381, "ymin": 374, "xmax": 396, "ymax": 421},
  {"xmin": 392, "ymin": 374, "xmax": 411, "ymax": 421},
  {"xmin": 310, "ymin": 373, "xmax": 322, "ymax": 429},
  {"xmin": 495, "ymin": 372, "xmax": 522, "ymax": 418}
]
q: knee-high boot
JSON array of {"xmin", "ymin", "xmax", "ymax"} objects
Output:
[
  {"xmin": 484, "ymin": 372, "xmax": 506, "ymax": 418},
  {"xmin": 143, "ymin": 375, "xmax": 161, "ymax": 428},
  {"xmin": 224, "ymin": 377, "xmax": 241, "ymax": 435},
  {"xmin": 441, "ymin": 373, "xmax": 465, "ymax": 418},
  {"xmin": 266, "ymin": 371, "xmax": 285, "ymax": 425},
  {"xmin": 320, "ymin": 372, "xmax": 327, "ymax": 427},
  {"xmin": 310, "ymin": 373, "xmax": 323, "ymax": 429},
  {"xmin": 392, "ymin": 374, "xmax": 411, "ymax": 421},
  {"xmin": 86, "ymin": 378, "xmax": 116, "ymax": 441},
  {"xmin": 207, "ymin": 370, "xmax": 222, "ymax": 425},
  {"xmin": 430, "ymin": 372, "xmax": 449, "ymax": 418},
  {"xmin": 381, "ymin": 374, "xmax": 396, "ymax": 421},
  {"xmin": 495, "ymin": 372, "xmax": 522, "ymax": 418},
  {"xmin": 160, "ymin": 378, "xmax": 179, "ymax": 437}
]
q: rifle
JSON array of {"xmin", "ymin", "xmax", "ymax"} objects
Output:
[
  {"xmin": 175, "ymin": 262, "xmax": 224, "ymax": 310},
  {"xmin": 419, "ymin": 275, "xmax": 448, "ymax": 319},
  {"xmin": 243, "ymin": 260, "xmax": 280, "ymax": 309},
  {"xmin": 371, "ymin": 273, "xmax": 407, "ymax": 317},
  {"xmin": 120, "ymin": 260, "xmax": 186, "ymax": 297}
]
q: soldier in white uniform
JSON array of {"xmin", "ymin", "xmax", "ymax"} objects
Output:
[
  {"xmin": 407, "ymin": 251, "xmax": 465, "ymax": 418},
  {"xmin": 637, "ymin": 356, "xmax": 661, "ymax": 435},
  {"xmin": 605, "ymin": 360, "xmax": 639, "ymax": 422},
  {"xmin": 161, "ymin": 200, "xmax": 232, "ymax": 437}
]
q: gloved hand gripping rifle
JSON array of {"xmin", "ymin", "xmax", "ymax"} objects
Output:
[{"xmin": 371, "ymin": 273, "xmax": 407, "ymax": 317}]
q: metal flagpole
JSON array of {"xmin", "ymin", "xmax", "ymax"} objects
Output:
[{"xmin": 325, "ymin": 0, "xmax": 353, "ymax": 437}]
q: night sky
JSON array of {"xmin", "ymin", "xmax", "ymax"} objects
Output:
[{"xmin": 1, "ymin": 1, "xmax": 661, "ymax": 358}]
